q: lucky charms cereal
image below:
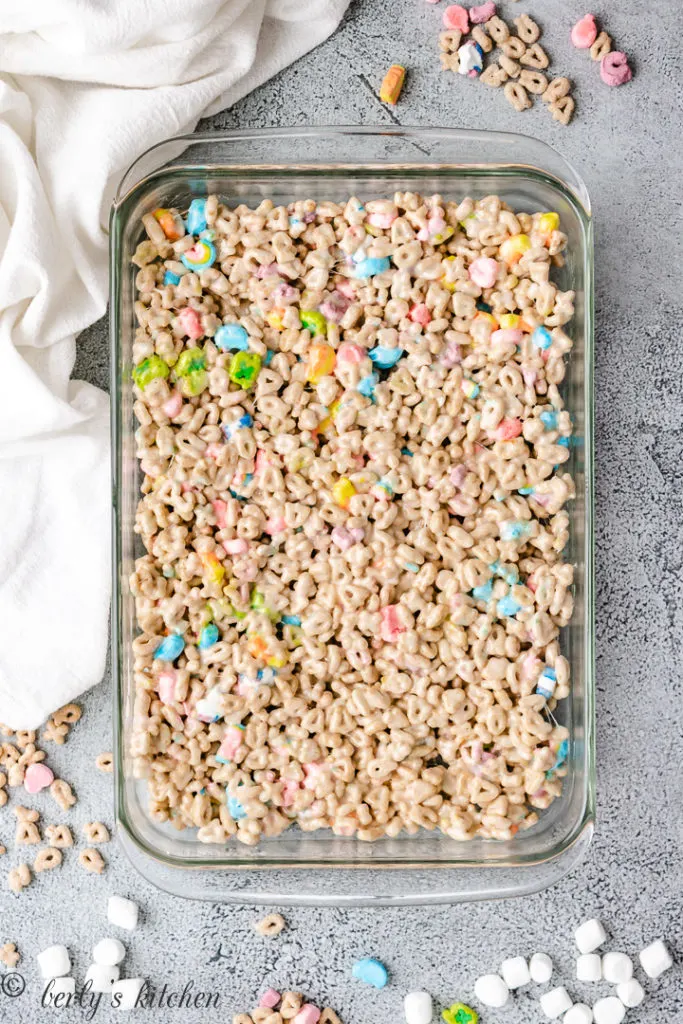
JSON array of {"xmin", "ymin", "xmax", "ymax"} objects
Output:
[{"xmin": 130, "ymin": 191, "xmax": 576, "ymax": 846}]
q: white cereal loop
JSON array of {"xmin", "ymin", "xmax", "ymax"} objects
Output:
[
  {"xmin": 504, "ymin": 81, "xmax": 532, "ymax": 111},
  {"xmin": 130, "ymin": 191, "xmax": 578, "ymax": 847},
  {"xmin": 253, "ymin": 913, "xmax": 286, "ymax": 937},
  {"xmin": 519, "ymin": 70, "xmax": 549, "ymax": 96},
  {"xmin": 79, "ymin": 847, "xmax": 105, "ymax": 874},
  {"xmin": 514, "ymin": 14, "xmax": 541, "ymax": 44},
  {"xmin": 501, "ymin": 37, "xmax": 526, "ymax": 60},
  {"xmin": 520, "ymin": 44, "xmax": 550, "ymax": 70}
]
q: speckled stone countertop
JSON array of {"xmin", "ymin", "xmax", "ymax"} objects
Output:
[{"xmin": 4, "ymin": 0, "xmax": 681, "ymax": 1021}]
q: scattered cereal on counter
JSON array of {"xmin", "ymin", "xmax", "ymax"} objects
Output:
[
  {"xmin": 540, "ymin": 986, "xmax": 573, "ymax": 1019},
  {"xmin": 45, "ymin": 824, "xmax": 73, "ymax": 848},
  {"xmin": 42, "ymin": 718, "xmax": 69, "ymax": 745},
  {"xmin": 441, "ymin": 1002, "xmax": 478, "ymax": 1024},
  {"xmin": 253, "ymin": 913, "xmax": 286, "ymax": 938},
  {"xmin": 458, "ymin": 40, "xmax": 484, "ymax": 76},
  {"xmin": 571, "ymin": 14, "xmax": 597, "ymax": 49},
  {"xmin": 79, "ymin": 848, "xmax": 106, "ymax": 874},
  {"xmin": 600, "ymin": 52, "xmax": 632, "ymax": 87},
  {"xmin": 0, "ymin": 943, "xmax": 20, "ymax": 968},
  {"xmin": 470, "ymin": 2, "xmax": 495, "ymax": 25},
  {"xmin": 379, "ymin": 64, "xmax": 406, "ymax": 105},
  {"xmin": 8, "ymin": 864, "xmax": 31, "ymax": 893},
  {"xmin": 474, "ymin": 974, "xmax": 509, "ymax": 1008},
  {"xmin": 50, "ymin": 779, "xmax": 76, "ymax": 810},
  {"xmin": 34, "ymin": 847, "xmax": 63, "ymax": 873},
  {"xmin": 529, "ymin": 952, "xmax": 553, "ymax": 984},
  {"xmin": 83, "ymin": 822, "xmax": 111, "ymax": 845},
  {"xmin": 404, "ymin": 991, "xmax": 433, "ymax": 1024},
  {"xmin": 96, "ymin": 752, "xmax": 114, "ymax": 773},
  {"xmin": 639, "ymin": 939, "xmax": 672, "ymax": 979},
  {"xmin": 24, "ymin": 762, "xmax": 54, "ymax": 794},
  {"xmin": 442, "ymin": 4, "xmax": 469, "ymax": 32},
  {"xmin": 575, "ymin": 919, "xmax": 607, "ymax": 955},
  {"xmin": 352, "ymin": 957, "xmax": 388, "ymax": 989},
  {"xmin": 37, "ymin": 944, "xmax": 71, "ymax": 979},
  {"xmin": 108, "ymin": 895, "xmax": 139, "ymax": 931},
  {"xmin": 514, "ymin": 14, "xmax": 540, "ymax": 44},
  {"xmin": 592, "ymin": 996, "xmax": 626, "ymax": 1024}
]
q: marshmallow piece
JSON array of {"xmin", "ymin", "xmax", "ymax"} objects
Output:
[
  {"xmin": 37, "ymin": 945, "xmax": 71, "ymax": 979},
  {"xmin": 112, "ymin": 978, "xmax": 146, "ymax": 1010},
  {"xmin": 540, "ymin": 987, "xmax": 573, "ymax": 1019},
  {"xmin": 575, "ymin": 919, "xmax": 607, "ymax": 955},
  {"xmin": 592, "ymin": 996, "xmax": 625, "ymax": 1024},
  {"xmin": 576, "ymin": 954, "xmax": 602, "ymax": 982},
  {"xmin": 564, "ymin": 1005, "xmax": 593, "ymax": 1024},
  {"xmin": 602, "ymin": 953, "xmax": 632, "ymax": 985},
  {"xmin": 501, "ymin": 956, "xmax": 531, "ymax": 989},
  {"xmin": 616, "ymin": 979, "xmax": 644, "ymax": 1008},
  {"xmin": 94, "ymin": 938, "xmax": 126, "ymax": 966},
  {"xmin": 530, "ymin": 952, "xmax": 554, "ymax": 984},
  {"xmin": 474, "ymin": 974, "xmax": 509, "ymax": 1008},
  {"xmin": 404, "ymin": 991, "xmax": 432, "ymax": 1024},
  {"xmin": 43, "ymin": 977, "xmax": 76, "ymax": 1005},
  {"xmin": 639, "ymin": 939, "xmax": 673, "ymax": 979},
  {"xmin": 85, "ymin": 964, "xmax": 120, "ymax": 994},
  {"xmin": 108, "ymin": 896, "xmax": 139, "ymax": 931}
]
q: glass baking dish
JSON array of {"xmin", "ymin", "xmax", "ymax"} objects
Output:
[{"xmin": 110, "ymin": 127, "xmax": 595, "ymax": 905}]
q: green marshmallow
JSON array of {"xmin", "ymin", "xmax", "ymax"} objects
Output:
[
  {"xmin": 229, "ymin": 351, "xmax": 262, "ymax": 390},
  {"xmin": 300, "ymin": 310, "xmax": 327, "ymax": 336},
  {"xmin": 132, "ymin": 355, "xmax": 169, "ymax": 389},
  {"xmin": 175, "ymin": 347, "xmax": 206, "ymax": 376}
]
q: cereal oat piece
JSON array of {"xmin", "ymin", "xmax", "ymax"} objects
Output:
[
  {"xmin": 504, "ymin": 81, "xmax": 532, "ymax": 111},
  {"xmin": 42, "ymin": 718, "xmax": 69, "ymax": 745},
  {"xmin": 8, "ymin": 864, "xmax": 31, "ymax": 892},
  {"xmin": 45, "ymin": 824, "xmax": 73, "ymax": 848},
  {"xmin": 233, "ymin": 1016, "xmax": 254, "ymax": 1024},
  {"xmin": 590, "ymin": 31, "xmax": 612, "ymax": 61},
  {"xmin": 440, "ymin": 53, "xmax": 459, "ymax": 72},
  {"xmin": 0, "ymin": 943, "xmax": 20, "ymax": 968},
  {"xmin": 439, "ymin": 29, "xmax": 462, "ymax": 53},
  {"xmin": 0, "ymin": 846, "xmax": 6, "ymax": 856},
  {"xmin": 50, "ymin": 779, "xmax": 76, "ymax": 810},
  {"xmin": 519, "ymin": 69, "xmax": 549, "ymax": 95},
  {"xmin": 254, "ymin": 913, "xmax": 286, "ymax": 938},
  {"xmin": 82, "ymin": 822, "xmax": 110, "ymax": 845},
  {"xmin": 14, "ymin": 730, "xmax": 36, "ymax": 749},
  {"xmin": 320, "ymin": 1011, "xmax": 343, "ymax": 1024},
  {"xmin": 480, "ymin": 63, "xmax": 508, "ymax": 87},
  {"xmin": 514, "ymin": 14, "xmax": 540, "ymax": 44},
  {"xmin": 13, "ymin": 805, "xmax": 39, "ymax": 822},
  {"xmin": 471, "ymin": 26, "xmax": 493, "ymax": 53},
  {"xmin": 549, "ymin": 95, "xmax": 575, "ymax": 124},
  {"xmin": 0, "ymin": 772, "xmax": 7, "ymax": 807},
  {"xmin": 520, "ymin": 43, "xmax": 549, "ymax": 69},
  {"xmin": 34, "ymin": 847, "xmax": 63, "ymax": 873},
  {"xmin": 499, "ymin": 55, "xmax": 522, "ymax": 79},
  {"xmin": 486, "ymin": 15, "xmax": 509, "ymax": 43},
  {"xmin": 96, "ymin": 752, "xmax": 114, "ymax": 773},
  {"xmin": 280, "ymin": 992, "xmax": 303, "ymax": 1018},
  {"xmin": 501, "ymin": 36, "xmax": 525, "ymax": 59},
  {"xmin": 0, "ymin": 724, "xmax": 14, "ymax": 738},
  {"xmin": 79, "ymin": 848, "xmax": 105, "ymax": 874},
  {"xmin": 15, "ymin": 820, "xmax": 41, "ymax": 845},
  {"xmin": 543, "ymin": 77, "xmax": 571, "ymax": 104},
  {"xmin": 53, "ymin": 704, "xmax": 82, "ymax": 727},
  {"xmin": 7, "ymin": 764, "xmax": 24, "ymax": 787}
]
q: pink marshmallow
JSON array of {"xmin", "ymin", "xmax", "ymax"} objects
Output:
[
  {"xmin": 158, "ymin": 671, "xmax": 178, "ymax": 704},
  {"xmin": 469, "ymin": 1, "xmax": 496, "ymax": 23},
  {"xmin": 491, "ymin": 328, "xmax": 524, "ymax": 347},
  {"xmin": 212, "ymin": 499, "xmax": 228, "ymax": 529},
  {"xmin": 320, "ymin": 292, "xmax": 351, "ymax": 322},
  {"xmin": 337, "ymin": 342, "xmax": 365, "ymax": 364},
  {"xmin": 450, "ymin": 464, "xmax": 467, "ymax": 488},
  {"xmin": 256, "ymin": 263, "xmax": 278, "ymax": 278},
  {"xmin": 600, "ymin": 51, "xmax": 633, "ymax": 87},
  {"xmin": 303, "ymin": 763, "xmax": 327, "ymax": 790},
  {"xmin": 571, "ymin": 13, "xmax": 597, "ymax": 48},
  {"xmin": 522, "ymin": 367, "xmax": 537, "ymax": 387},
  {"xmin": 162, "ymin": 391, "xmax": 183, "ymax": 418},
  {"xmin": 265, "ymin": 516, "xmax": 287, "ymax": 535},
  {"xmin": 259, "ymin": 990, "xmax": 281, "ymax": 1010},
  {"xmin": 442, "ymin": 4, "xmax": 469, "ymax": 32},
  {"xmin": 380, "ymin": 604, "xmax": 405, "ymax": 643},
  {"xmin": 205, "ymin": 442, "xmax": 224, "ymax": 460},
  {"xmin": 224, "ymin": 538, "xmax": 249, "ymax": 555},
  {"xmin": 292, "ymin": 1006, "xmax": 321, "ymax": 1024},
  {"xmin": 24, "ymin": 763, "xmax": 54, "ymax": 794},
  {"xmin": 176, "ymin": 307, "xmax": 203, "ymax": 340},
  {"xmin": 217, "ymin": 726, "xmax": 244, "ymax": 762},
  {"xmin": 441, "ymin": 340, "xmax": 461, "ymax": 367},
  {"xmin": 336, "ymin": 280, "xmax": 356, "ymax": 300},
  {"xmin": 469, "ymin": 256, "xmax": 499, "ymax": 289},
  {"xmin": 494, "ymin": 418, "xmax": 523, "ymax": 441},
  {"xmin": 281, "ymin": 780, "xmax": 301, "ymax": 807},
  {"xmin": 408, "ymin": 303, "xmax": 431, "ymax": 327},
  {"xmin": 367, "ymin": 211, "xmax": 397, "ymax": 229}
]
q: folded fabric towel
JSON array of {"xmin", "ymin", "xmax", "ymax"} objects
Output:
[{"xmin": 0, "ymin": 0, "xmax": 351, "ymax": 728}]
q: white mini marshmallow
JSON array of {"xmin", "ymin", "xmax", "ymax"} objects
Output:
[
  {"xmin": 43, "ymin": 977, "xmax": 76, "ymax": 1005},
  {"xmin": 112, "ymin": 978, "xmax": 146, "ymax": 1010},
  {"xmin": 639, "ymin": 939, "xmax": 672, "ymax": 979},
  {"xmin": 37, "ymin": 945, "xmax": 71, "ymax": 979},
  {"xmin": 602, "ymin": 953, "xmax": 632, "ymax": 985},
  {"xmin": 530, "ymin": 952, "xmax": 554, "ymax": 984},
  {"xmin": 564, "ymin": 1004, "xmax": 594, "ymax": 1024},
  {"xmin": 85, "ymin": 964, "xmax": 120, "ymax": 994},
  {"xmin": 474, "ymin": 974, "xmax": 509, "ymax": 1008},
  {"xmin": 616, "ymin": 979, "xmax": 644, "ymax": 1008},
  {"xmin": 108, "ymin": 895, "xmax": 139, "ymax": 931},
  {"xmin": 575, "ymin": 919, "xmax": 607, "ymax": 955},
  {"xmin": 501, "ymin": 956, "xmax": 531, "ymax": 989},
  {"xmin": 576, "ymin": 954, "xmax": 602, "ymax": 982},
  {"xmin": 540, "ymin": 986, "xmax": 573, "ymax": 1019},
  {"xmin": 403, "ymin": 990, "xmax": 432, "ymax": 1024},
  {"xmin": 592, "ymin": 996, "xmax": 625, "ymax": 1024},
  {"xmin": 93, "ymin": 938, "xmax": 126, "ymax": 966}
]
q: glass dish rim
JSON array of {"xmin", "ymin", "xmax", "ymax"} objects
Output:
[{"xmin": 110, "ymin": 125, "xmax": 595, "ymax": 882}]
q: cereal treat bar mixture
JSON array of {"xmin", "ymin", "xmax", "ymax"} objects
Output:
[{"xmin": 130, "ymin": 192, "xmax": 575, "ymax": 844}]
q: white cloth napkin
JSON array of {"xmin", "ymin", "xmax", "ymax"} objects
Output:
[{"xmin": 0, "ymin": 0, "xmax": 350, "ymax": 729}]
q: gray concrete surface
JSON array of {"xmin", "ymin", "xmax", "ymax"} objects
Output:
[{"xmin": 4, "ymin": 0, "xmax": 682, "ymax": 1021}]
